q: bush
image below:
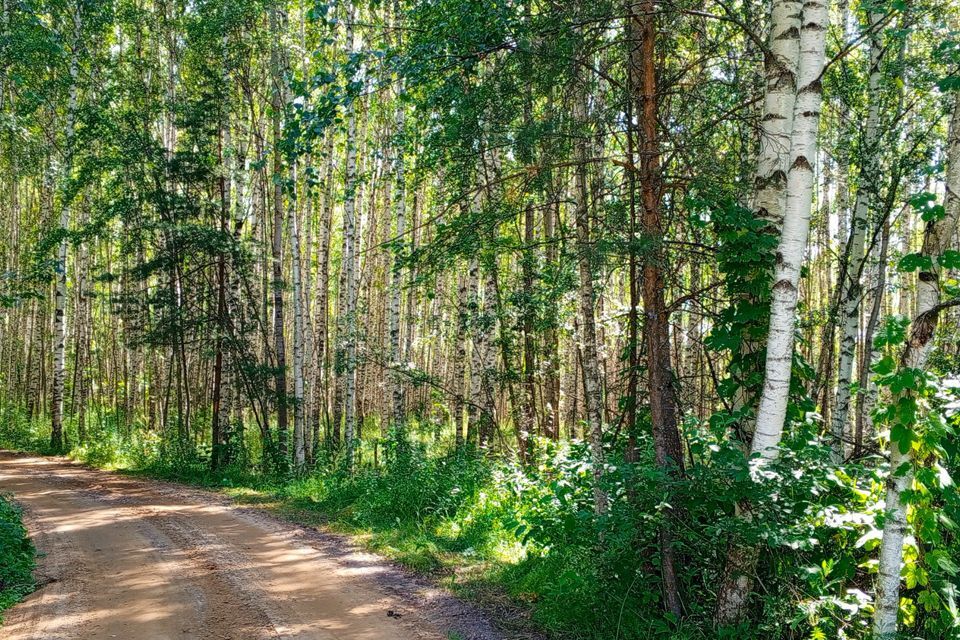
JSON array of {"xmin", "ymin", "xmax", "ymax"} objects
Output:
[{"xmin": 0, "ymin": 494, "xmax": 34, "ymax": 620}]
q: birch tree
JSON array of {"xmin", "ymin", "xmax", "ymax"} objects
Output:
[
  {"xmin": 51, "ymin": 2, "xmax": 82, "ymax": 451},
  {"xmin": 753, "ymin": 0, "xmax": 801, "ymax": 232},
  {"xmin": 291, "ymin": 165, "xmax": 307, "ymax": 468},
  {"xmin": 388, "ymin": 0, "xmax": 407, "ymax": 429},
  {"xmin": 269, "ymin": 1, "xmax": 290, "ymax": 465},
  {"xmin": 750, "ymin": 0, "xmax": 829, "ymax": 459},
  {"xmin": 339, "ymin": 3, "xmax": 360, "ymax": 468},
  {"xmin": 831, "ymin": 10, "xmax": 885, "ymax": 463},
  {"xmin": 716, "ymin": 0, "xmax": 830, "ymax": 622},
  {"xmin": 873, "ymin": 93, "xmax": 960, "ymax": 640}
]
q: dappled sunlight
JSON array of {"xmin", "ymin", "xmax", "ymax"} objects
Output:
[{"xmin": 0, "ymin": 452, "xmax": 445, "ymax": 639}]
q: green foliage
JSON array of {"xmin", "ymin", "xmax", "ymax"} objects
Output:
[
  {"xmin": 867, "ymin": 315, "xmax": 960, "ymax": 637},
  {"xmin": 5, "ymin": 405, "xmax": 919, "ymax": 639},
  {"xmin": 0, "ymin": 494, "xmax": 35, "ymax": 621}
]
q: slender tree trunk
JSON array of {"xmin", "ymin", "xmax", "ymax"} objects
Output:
[
  {"xmin": 543, "ymin": 195, "xmax": 561, "ymax": 440},
  {"xmin": 389, "ymin": 24, "xmax": 407, "ymax": 430},
  {"xmin": 269, "ymin": 3, "xmax": 289, "ymax": 467},
  {"xmin": 51, "ymin": 3, "xmax": 82, "ymax": 451},
  {"xmin": 291, "ymin": 164, "xmax": 307, "ymax": 468},
  {"xmin": 572, "ymin": 54, "xmax": 608, "ymax": 515},
  {"xmin": 313, "ymin": 133, "xmax": 334, "ymax": 452},
  {"xmin": 212, "ymin": 89, "xmax": 232, "ymax": 471},
  {"xmin": 854, "ymin": 219, "xmax": 888, "ymax": 457},
  {"xmin": 340, "ymin": 5, "xmax": 360, "ymax": 469},
  {"xmin": 716, "ymin": 0, "xmax": 829, "ymax": 623},
  {"xmin": 831, "ymin": 10, "xmax": 884, "ymax": 463},
  {"xmin": 628, "ymin": 0, "xmax": 684, "ymax": 617},
  {"xmin": 466, "ymin": 258, "xmax": 483, "ymax": 446},
  {"xmin": 452, "ymin": 267, "xmax": 468, "ymax": 448},
  {"xmin": 873, "ymin": 94, "xmax": 960, "ymax": 640},
  {"xmin": 478, "ymin": 266, "xmax": 499, "ymax": 449}
]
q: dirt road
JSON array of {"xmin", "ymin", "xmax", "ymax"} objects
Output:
[{"xmin": 0, "ymin": 451, "xmax": 506, "ymax": 640}]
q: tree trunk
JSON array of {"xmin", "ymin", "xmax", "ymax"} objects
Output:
[
  {"xmin": 749, "ymin": 0, "xmax": 828, "ymax": 459},
  {"xmin": 716, "ymin": 0, "xmax": 829, "ymax": 622},
  {"xmin": 572, "ymin": 56, "xmax": 608, "ymax": 515},
  {"xmin": 269, "ymin": 3, "xmax": 289, "ymax": 468},
  {"xmin": 466, "ymin": 258, "xmax": 483, "ymax": 446},
  {"xmin": 340, "ymin": 5, "xmax": 360, "ymax": 469},
  {"xmin": 291, "ymin": 164, "xmax": 307, "ymax": 468},
  {"xmin": 831, "ymin": 10, "xmax": 884, "ymax": 463},
  {"xmin": 873, "ymin": 92, "xmax": 960, "ymax": 640},
  {"xmin": 389, "ymin": 31, "xmax": 407, "ymax": 430},
  {"xmin": 628, "ymin": 0, "xmax": 684, "ymax": 617},
  {"xmin": 51, "ymin": 3, "xmax": 82, "ymax": 451}
]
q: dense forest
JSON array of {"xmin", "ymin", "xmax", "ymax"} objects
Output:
[{"xmin": 0, "ymin": 0, "xmax": 959, "ymax": 637}]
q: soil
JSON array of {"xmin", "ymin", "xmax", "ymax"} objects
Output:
[{"xmin": 0, "ymin": 451, "xmax": 511, "ymax": 640}]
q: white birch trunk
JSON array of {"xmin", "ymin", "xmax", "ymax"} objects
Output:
[
  {"xmin": 466, "ymin": 258, "xmax": 482, "ymax": 444},
  {"xmin": 389, "ymin": 66, "xmax": 406, "ymax": 428},
  {"xmin": 753, "ymin": 0, "xmax": 801, "ymax": 230},
  {"xmin": 452, "ymin": 267, "xmax": 468, "ymax": 447},
  {"xmin": 291, "ymin": 164, "xmax": 306, "ymax": 468},
  {"xmin": 51, "ymin": 4, "xmax": 82, "ymax": 450},
  {"xmin": 751, "ymin": 0, "xmax": 829, "ymax": 460},
  {"xmin": 831, "ymin": 11, "xmax": 884, "ymax": 463},
  {"xmin": 873, "ymin": 94, "xmax": 960, "ymax": 639},
  {"xmin": 341, "ymin": 6, "xmax": 360, "ymax": 468},
  {"xmin": 313, "ymin": 133, "xmax": 335, "ymax": 449}
]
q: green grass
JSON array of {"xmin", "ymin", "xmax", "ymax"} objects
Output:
[
  {"xmin": 1, "ymin": 408, "xmax": 865, "ymax": 640},
  {"xmin": 0, "ymin": 494, "xmax": 35, "ymax": 622}
]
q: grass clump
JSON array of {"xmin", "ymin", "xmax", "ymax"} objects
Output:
[{"xmin": 0, "ymin": 494, "xmax": 35, "ymax": 621}]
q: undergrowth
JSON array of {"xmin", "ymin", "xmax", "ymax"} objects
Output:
[
  {"xmin": 0, "ymin": 493, "xmax": 35, "ymax": 621},
  {"xmin": 2, "ymin": 406, "xmax": 959, "ymax": 639}
]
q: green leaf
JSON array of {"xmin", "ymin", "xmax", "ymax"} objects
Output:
[
  {"xmin": 938, "ymin": 76, "xmax": 960, "ymax": 92},
  {"xmin": 939, "ymin": 250, "xmax": 960, "ymax": 270},
  {"xmin": 891, "ymin": 423, "xmax": 915, "ymax": 454},
  {"xmin": 872, "ymin": 354, "xmax": 896, "ymax": 375},
  {"xmin": 896, "ymin": 396, "xmax": 918, "ymax": 426},
  {"xmin": 921, "ymin": 204, "xmax": 946, "ymax": 222},
  {"xmin": 874, "ymin": 316, "xmax": 910, "ymax": 349},
  {"xmin": 929, "ymin": 550, "xmax": 959, "ymax": 576},
  {"xmin": 898, "ymin": 253, "xmax": 933, "ymax": 273}
]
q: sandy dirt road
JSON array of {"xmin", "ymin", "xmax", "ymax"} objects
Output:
[{"xmin": 0, "ymin": 451, "xmax": 507, "ymax": 640}]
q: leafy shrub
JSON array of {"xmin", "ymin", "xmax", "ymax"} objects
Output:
[{"xmin": 0, "ymin": 494, "xmax": 34, "ymax": 620}]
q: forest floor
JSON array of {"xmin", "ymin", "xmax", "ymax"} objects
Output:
[{"xmin": 0, "ymin": 450, "xmax": 511, "ymax": 640}]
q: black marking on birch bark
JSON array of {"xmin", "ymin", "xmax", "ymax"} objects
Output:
[
  {"xmin": 771, "ymin": 73, "xmax": 798, "ymax": 92},
  {"xmin": 791, "ymin": 155, "xmax": 813, "ymax": 171},
  {"xmin": 755, "ymin": 169, "xmax": 787, "ymax": 190},
  {"xmin": 800, "ymin": 78, "xmax": 822, "ymax": 94},
  {"xmin": 909, "ymin": 312, "xmax": 938, "ymax": 347},
  {"xmin": 774, "ymin": 26, "xmax": 800, "ymax": 41},
  {"xmin": 773, "ymin": 278, "xmax": 795, "ymax": 293}
]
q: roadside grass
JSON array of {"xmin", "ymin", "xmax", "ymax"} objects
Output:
[
  {"xmin": 0, "ymin": 410, "xmax": 726, "ymax": 640},
  {"xmin": 0, "ymin": 494, "xmax": 35, "ymax": 622}
]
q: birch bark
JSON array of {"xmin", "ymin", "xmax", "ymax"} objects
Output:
[
  {"xmin": 51, "ymin": 3, "xmax": 82, "ymax": 451},
  {"xmin": 831, "ymin": 10, "xmax": 884, "ymax": 463},
  {"xmin": 750, "ymin": 0, "xmax": 829, "ymax": 458},
  {"xmin": 340, "ymin": 5, "xmax": 360, "ymax": 468},
  {"xmin": 873, "ymin": 93, "xmax": 960, "ymax": 640}
]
